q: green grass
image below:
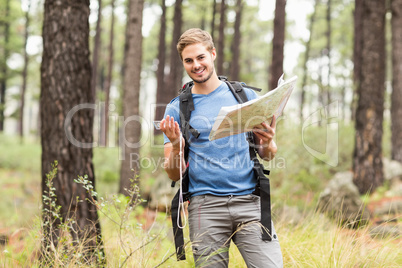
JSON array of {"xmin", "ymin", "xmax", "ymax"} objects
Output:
[
  {"xmin": 278, "ymin": 212, "xmax": 401, "ymax": 267},
  {"xmin": 1, "ymin": 206, "xmax": 400, "ymax": 267},
  {"xmin": 0, "ymin": 124, "xmax": 400, "ymax": 267}
]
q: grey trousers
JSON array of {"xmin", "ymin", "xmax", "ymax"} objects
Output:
[{"xmin": 188, "ymin": 194, "xmax": 283, "ymax": 268}]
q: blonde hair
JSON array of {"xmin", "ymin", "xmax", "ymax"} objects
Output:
[{"xmin": 177, "ymin": 28, "xmax": 215, "ymax": 60}]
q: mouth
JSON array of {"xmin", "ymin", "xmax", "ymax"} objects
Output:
[{"xmin": 193, "ymin": 68, "xmax": 205, "ymax": 75}]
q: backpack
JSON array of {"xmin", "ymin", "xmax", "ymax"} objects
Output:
[{"xmin": 171, "ymin": 76, "xmax": 272, "ymax": 261}]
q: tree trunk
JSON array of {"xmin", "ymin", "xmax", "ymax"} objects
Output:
[
  {"xmin": 119, "ymin": 0, "xmax": 144, "ymax": 195},
  {"xmin": 353, "ymin": 0, "xmax": 386, "ymax": 194},
  {"xmin": 352, "ymin": 0, "xmax": 363, "ymax": 121},
  {"xmin": 40, "ymin": 0, "xmax": 103, "ymax": 262},
  {"xmin": 211, "ymin": 0, "xmax": 217, "ymax": 41},
  {"xmin": 102, "ymin": 0, "xmax": 116, "ymax": 147},
  {"xmin": 91, "ymin": 0, "xmax": 102, "ymax": 99},
  {"xmin": 391, "ymin": 0, "xmax": 402, "ymax": 162},
  {"xmin": 269, "ymin": 0, "xmax": 286, "ymax": 91},
  {"xmin": 167, "ymin": 0, "xmax": 183, "ymax": 93},
  {"xmin": 217, "ymin": 0, "xmax": 226, "ymax": 76},
  {"xmin": 300, "ymin": 0, "xmax": 318, "ymax": 122},
  {"xmin": 19, "ymin": 0, "xmax": 31, "ymax": 139},
  {"xmin": 0, "ymin": 0, "xmax": 10, "ymax": 131},
  {"xmin": 200, "ymin": 1, "xmax": 206, "ymax": 30},
  {"xmin": 230, "ymin": 0, "xmax": 243, "ymax": 81},
  {"xmin": 326, "ymin": 0, "xmax": 332, "ymax": 106},
  {"xmin": 154, "ymin": 0, "xmax": 167, "ymax": 133}
]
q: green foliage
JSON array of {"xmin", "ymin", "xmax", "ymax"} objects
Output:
[
  {"xmin": 271, "ymin": 121, "xmax": 355, "ymax": 207},
  {"xmin": 93, "ymin": 147, "xmax": 120, "ymax": 194},
  {"xmin": 0, "ymin": 133, "xmax": 41, "ymax": 172}
]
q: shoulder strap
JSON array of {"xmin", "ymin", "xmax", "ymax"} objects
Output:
[
  {"xmin": 225, "ymin": 80, "xmax": 272, "ymax": 241},
  {"xmin": 171, "ymin": 79, "xmax": 272, "ymax": 262},
  {"xmin": 225, "ymin": 80, "xmax": 258, "ymax": 159},
  {"xmin": 179, "ymin": 81, "xmax": 200, "ymax": 161}
]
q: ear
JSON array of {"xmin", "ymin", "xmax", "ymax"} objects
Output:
[{"xmin": 211, "ymin": 48, "xmax": 217, "ymax": 61}]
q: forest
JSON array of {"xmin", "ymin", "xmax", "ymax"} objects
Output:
[{"xmin": 0, "ymin": 0, "xmax": 401, "ymax": 267}]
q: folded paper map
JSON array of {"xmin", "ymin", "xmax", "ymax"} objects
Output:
[{"xmin": 209, "ymin": 75, "xmax": 297, "ymax": 141}]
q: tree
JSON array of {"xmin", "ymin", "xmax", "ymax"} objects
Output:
[
  {"xmin": 352, "ymin": 0, "xmax": 363, "ymax": 121},
  {"xmin": 0, "ymin": 0, "xmax": 10, "ymax": 131},
  {"xmin": 269, "ymin": 0, "xmax": 286, "ymax": 91},
  {"xmin": 325, "ymin": 0, "xmax": 332, "ymax": 106},
  {"xmin": 352, "ymin": 0, "xmax": 386, "ymax": 194},
  {"xmin": 167, "ymin": 0, "xmax": 183, "ymax": 93},
  {"xmin": 91, "ymin": 0, "xmax": 102, "ymax": 99},
  {"xmin": 101, "ymin": 0, "xmax": 116, "ymax": 146},
  {"xmin": 391, "ymin": 0, "xmax": 402, "ymax": 163},
  {"xmin": 119, "ymin": 0, "xmax": 144, "ymax": 195},
  {"xmin": 154, "ymin": 0, "xmax": 167, "ymax": 133},
  {"xmin": 230, "ymin": 0, "xmax": 243, "ymax": 81},
  {"xmin": 40, "ymin": 0, "xmax": 103, "ymax": 262},
  {"xmin": 217, "ymin": 0, "xmax": 226, "ymax": 76},
  {"xmin": 19, "ymin": 0, "xmax": 31, "ymax": 139},
  {"xmin": 300, "ymin": 0, "xmax": 319, "ymax": 121},
  {"xmin": 211, "ymin": 0, "xmax": 217, "ymax": 42}
]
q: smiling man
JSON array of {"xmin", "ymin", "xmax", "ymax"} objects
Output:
[{"xmin": 160, "ymin": 28, "xmax": 283, "ymax": 267}]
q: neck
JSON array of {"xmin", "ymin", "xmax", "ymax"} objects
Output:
[{"xmin": 192, "ymin": 73, "xmax": 221, "ymax": 94}]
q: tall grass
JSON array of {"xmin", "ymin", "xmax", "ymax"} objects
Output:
[
  {"xmin": 0, "ymin": 124, "xmax": 400, "ymax": 267},
  {"xmin": 2, "ymin": 205, "xmax": 399, "ymax": 267},
  {"xmin": 278, "ymin": 212, "xmax": 401, "ymax": 267}
]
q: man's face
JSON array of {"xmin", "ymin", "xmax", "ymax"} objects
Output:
[{"xmin": 181, "ymin": 43, "xmax": 216, "ymax": 84}]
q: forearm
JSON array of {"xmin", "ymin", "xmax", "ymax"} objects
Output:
[{"xmin": 164, "ymin": 148, "xmax": 186, "ymax": 181}]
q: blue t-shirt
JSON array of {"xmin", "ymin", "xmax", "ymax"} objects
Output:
[{"xmin": 163, "ymin": 82, "xmax": 259, "ymax": 197}]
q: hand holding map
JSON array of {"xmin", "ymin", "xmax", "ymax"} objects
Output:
[{"xmin": 209, "ymin": 75, "xmax": 297, "ymax": 141}]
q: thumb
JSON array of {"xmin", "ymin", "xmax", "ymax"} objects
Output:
[{"xmin": 270, "ymin": 115, "xmax": 277, "ymax": 129}]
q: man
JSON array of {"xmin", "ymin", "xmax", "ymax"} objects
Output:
[{"xmin": 160, "ymin": 28, "xmax": 283, "ymax": 267}]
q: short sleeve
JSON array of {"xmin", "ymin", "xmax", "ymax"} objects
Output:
[{"xmin": 244, "ymin": 86, "xmax": 259, "ymax": 101}]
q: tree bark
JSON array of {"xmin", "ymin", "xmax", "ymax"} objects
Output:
[
  {"xmin": 119, "ymin": 0, "xmax": 144, "ymax": 195},
  {"xmin": 167, "ymin": 0, "xmax": 183, "ymax": 93},
  {"xmin": 19, "ymin": 0, "xmax": 31, "ymax": 139},
  {"xmin": 352, "ymin": 0, "xmax": 363, "ymax": 121},
  {"xmin": 91, "ymin": 0, "xmax": 102, "ymax": 100},
  {"xmin": 269, "ymin": 0, "xmax": 286, "ymax": 91},
  {"xmin": 101, "ymin": 0, "xmax": 116, "ymax": 147},
  {"xmin": 40, "ymin": 0, "xmax": 103, "ymax": 262},
  {"xmin": 326, "ymin": 0, "xmax": 332, "ymax": 106},
  {"xmin": 300, "ymin": 0, "xmax": 318, "ymax": 122},
  {"xmin": 0, "ymin": 0, "xmax": 10, "ymax": 131},
  {"xmin": 230, "ymin": 0, "xmax": 243, "ymax": 81},
  {"xmin": 217, "ymin": 0, "xmax": 226, "ymax": 76},
  {"xmin": 154, "ymin": 0, "xmax": 168, "ymax": 133},
  {"xmin": 353, "ymin": 0, "xmax": 386, "ymax": 194},
  {"xmin": 210, "ymin": 0, "xmax": 217, "ymax": 41},
  {"xmin": 391, "ymin": 0, "xmax": 402, "ymax": 162}
]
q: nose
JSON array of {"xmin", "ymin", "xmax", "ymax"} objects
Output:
[{"xmin": 193, "ymin": 60, "xmax": 201, "ymax": 68}]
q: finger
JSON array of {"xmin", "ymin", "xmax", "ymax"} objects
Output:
[
  {"xmin": 162, "ymin": 115, "xmax": 171, "ymax": 129},
  {"xmin": 270, "ymin": 115, "xmax": 276, "ymax": 129},
  {"xmin": 174, "ymin": 121, "xmax": 181, "ymax": 135},
  {"xmin": 160, "ymin": 118, "xmax": 167, "ymax": 131},
  {"xmin": 253, "ymin": 128, "xmax": 267, "ymax": 136}
]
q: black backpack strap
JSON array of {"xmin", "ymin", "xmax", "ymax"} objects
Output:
[
  {"xmin": 171, "ymin": 79, "xmax": 272, "ymax": 261},
  {"xmin": 251, "ymin": 156, "xmax": 272, "ymax": 241},
  {"xmin": 226, "ymin": 80, "xmax": 273, "ymax": 241},
  {"xmin": 225, "ymin": 81, "xmax": 248, "ymax": 103},
  {"xmin": 179, "ymin": 82, "xmax": 200, "ymax": 160},
  {"xmin": 171, "ymin": 81, "xmax": 200, "ymax": 261},
  {"xmin": 171, "ymin": 190, "xmax": 186, "ymax": 260}
]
